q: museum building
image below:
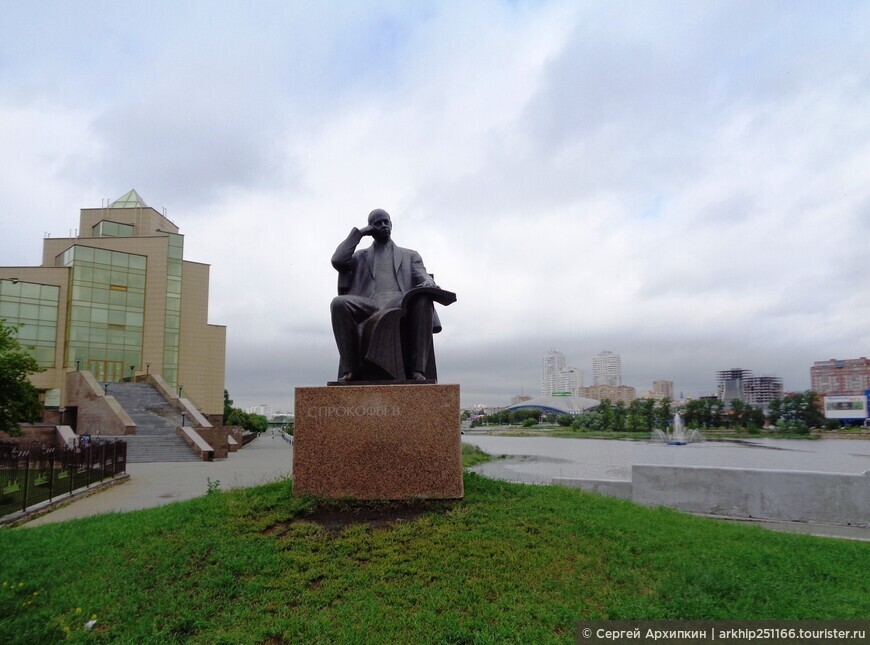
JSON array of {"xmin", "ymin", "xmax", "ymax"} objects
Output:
[{"xmin": 0, "ymin": 190, "xmax": 226, "ymax": 424}]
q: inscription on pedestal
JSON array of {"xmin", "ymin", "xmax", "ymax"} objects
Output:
[{"xmin": 293, "ymin": 384, "xmax": 463, "ymax": 500}]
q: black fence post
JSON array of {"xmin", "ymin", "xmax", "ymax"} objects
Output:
[
  {"xmin": 69, "ymin": 444, "xmax": 75, "ymax": 496},
  {"xmin": 21, "ymin": 450, "xmax": 30, "ymax": 514},
  {"xmin": 48, "ymin": 447, "xmax": 55, "ymax": 502},
  {"xmin": 86, "ymin": 444, "xmax": 92, "ymax": 488}
]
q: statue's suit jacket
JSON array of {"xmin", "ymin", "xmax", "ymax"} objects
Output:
[{"xmin": 332, "ymin": 228, "xmax": 442, "ymax": 332}]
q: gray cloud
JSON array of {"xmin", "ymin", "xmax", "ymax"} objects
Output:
[{"xmin": 2, "ymin": 1, "xmax": 868, "ymax": 411}]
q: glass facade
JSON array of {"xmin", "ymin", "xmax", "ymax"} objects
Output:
[
  {"xmin": 92, "ymin": 220, "xmax": 135, "ymax": 238},
  {"xmin": 58, "ymin": 245, "xmax": 146, "ymax": 382},
  {"xmin": 162, "ymin": 233, "xmax": 183, "ymax": 386},
  {"xmin": 0, "ymin": 280, "xmax": 59, "ymax": 368}
]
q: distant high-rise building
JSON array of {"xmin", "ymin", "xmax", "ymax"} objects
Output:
[
  {"xmin": 248, "ymin": 403, "xmax": 273, "ymax": 417},
  {"xmin": 716, "ymin": 368, "xmax": 782, "ymax": 405},
  {"xmin": 716, "ymin": 368, "xmax": 752, "ymax": 401},
  {"xmin": 541, "ymin": 350, "xmax": 583, "ymax": 396},
  {"xmin": 592, "ymin": 350, "xmax": 621, "ymax": 386},
  {"xmin": 541, "ymin": 350, "xmax": 566, "ymax": 396},
  {"xmin": 811, "ymin": 357, "xmax": 870, "ymax": 395},
  {"xmin": 578, "ymin": 384, "xmax": 636, "ymax": 405},
  {"xmin": 743, "ymin": 376, "xmax": 783, "ymax": 405},
  {"xmin": 652, "ymin": 380, "xmax": 674, "ymax": 400},
  {"xmin": 562, "ymin": 367, "xmax": 584, "ymax": 393}
]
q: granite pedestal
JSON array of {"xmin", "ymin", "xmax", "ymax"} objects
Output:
[{"xmin": 293, "ymin": 384, "xmax": 463, "ymax": 499}]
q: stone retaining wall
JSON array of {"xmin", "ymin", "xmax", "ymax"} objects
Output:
[{"xmin": 554, "ymin": 465, "xmax": 870, "ymax": 527}]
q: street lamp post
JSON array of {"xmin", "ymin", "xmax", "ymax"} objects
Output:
[
  {"xmin": 129, "ymin": 365, "xmax": 135, "ymax": 382},
  {"xmin": 178, "ymin": 385, "xmax": 183, "ymax": 399},
  {"xmin": 103, "ymin": 383, "xmax": 109, "ymax": 395}
]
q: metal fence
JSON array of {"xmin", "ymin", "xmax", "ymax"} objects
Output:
[{"xmin": 0, "ymin": 439, "xmax": 127, "ymax": 518}]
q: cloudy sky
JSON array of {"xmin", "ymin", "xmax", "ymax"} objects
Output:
[{"xmin": 1, "ymin": 1, "xmax": 868, "ymax": 410}]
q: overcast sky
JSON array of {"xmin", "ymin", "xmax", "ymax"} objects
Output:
[{"xmin": 1, "ymin": 1, "xmax": 868, "ymax": 410}]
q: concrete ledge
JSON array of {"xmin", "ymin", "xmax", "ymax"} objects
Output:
[
  {"xmin": 177, "ymin": 426, "xmax": 214, "ymax": 461},
  {"xmin": 1, "ymin": 473, "xmax": 130, "ymax": 527},
  {"xmin": 632, "ymin": 465, "xmax": 870, "ymax": 527},
  {"xmin": 552, "ymin": 477, "xmax": 632, "ymax": 499},
  {"xmin": 551, "ymin": 466, "xmax": 869, "ymax": 527},
  {"xmin": 56, "ymin": 425, "xmax": 77, "ymax": 448}
]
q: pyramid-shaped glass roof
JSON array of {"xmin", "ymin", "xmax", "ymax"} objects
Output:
[{"xmin": 109, "ymin": 189, "xmax": 147, "ymax": 208}]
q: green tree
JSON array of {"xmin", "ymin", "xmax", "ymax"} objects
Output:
[
  {"xmin": 709, "ymin": 399, "xmax": 724, "ymax": 427},
  {"xmin": 556, "ymin": 414, "xmax": 573, "ymax": 427},
  {"xmin": 728, "ymin": 399, "xmax": 766, "ymax": 430},
  {"xmin": 768, "ymin": 391, "xmax": 825, "ymax": 432},
  {"xmin": 247, "ymin": 413, "xmax": 269, "ymax": 433},
  {"xmin": 641, "ymin": 398, "xmax": 657, "ymax": 433},
  {"xmin": 766, "ymin": 398, "xmax": 782, "ymax": 425},
  {"xmin": 225, "ymin": 408, "xmax": 269, "ymax": 433},
  {"xmin": 223, "ymin": 389, "xmax": 234, "ymax": 424},
  {"xmin": 729, "ymin": 399, "xmax": 749, "ymax": 429},
  {"xmin": 0, "ymin": 322, "xmax": 44, "ymax": 436},
  {"xmin": 222, "ymin": 390, "xmax": 269, "ymax": 433},
  {"xmin": 571, "ymin": 411, "xmax": 600, "ymax": 431},
  {"xmin": 598, "ymin": 399, "xmax": 615, "ymax": 431},
  {"xmin": 682, "ymin": 399, "xmax": 706, "ymax": 428},
  {"xmin": 655, "ymin": 397, "xmax": 673, "ymax": 430},
  {"xmin": 627, "ymin": 399, "xmax": 645, "ymax": 432},
  {"xmin": 613, "ymin": 401, "xmax": 627, "ymax": 432}
]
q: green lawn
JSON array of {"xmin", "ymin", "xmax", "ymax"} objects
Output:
[{"xmin": 0, "ymin": 473, "xmax": 867, "ymax": 643}]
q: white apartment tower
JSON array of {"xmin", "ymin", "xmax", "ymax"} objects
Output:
[
  {"xmin": 541, "ymin": 350, "xmax": 583, "ymax": 396},
  {"xmin": 593, "ymin": 350, "xmax": 622, "ymax": 387},
  {"xmin": 541, "ymin": 350, "xmax": 566, "ymax": 396}
]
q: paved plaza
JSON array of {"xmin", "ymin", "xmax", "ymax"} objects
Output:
[
  {"xmin": 26, "ymin": 434, "xmax": 293, "ymax": 527},
  {"xmin": 22, "ymin": 434, "xmax": 870, "ymax": 540}
]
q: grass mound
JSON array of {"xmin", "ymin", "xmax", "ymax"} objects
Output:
[{"xmin": 1, "ymin": 473, "xmax": 867, "ymax": 643}]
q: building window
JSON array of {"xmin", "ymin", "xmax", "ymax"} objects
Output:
[
  {"xmin": 62, "ymin": 245, "xmax": 147, "ymax": 381},
  {"xmin": 92, "ymin": 220, "xmax": 134, "ymax": 238},
  {"xmin": 0, "ymin": 279, "xmax": 60, "ymax": 368}
]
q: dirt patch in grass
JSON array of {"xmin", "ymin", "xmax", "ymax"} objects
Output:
[{"xmin": 281, "ymin": 499, "xmax": 457, "ymax": 535}]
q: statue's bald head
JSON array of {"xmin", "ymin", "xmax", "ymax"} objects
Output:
[
  {"xmin": 367, "ymin": 208, "xmax": 392, "ymax": 242},
  {"xmin": 368, "ymin": 208, "xmax": 391, "ymax": 225}
]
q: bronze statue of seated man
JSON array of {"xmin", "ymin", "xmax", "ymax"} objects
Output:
[{"xmin": 330, "ymin": 208, "xmax": 455, "ymax": 383}]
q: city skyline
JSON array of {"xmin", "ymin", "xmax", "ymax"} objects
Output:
[{"xmin": 1, "ymin": 3, "xmax": 867, "ymax": 410}]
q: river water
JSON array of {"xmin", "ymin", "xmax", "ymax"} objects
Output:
[{"xmin": 462, "ymin": 435, "xmax": 870, "ymax": 484}]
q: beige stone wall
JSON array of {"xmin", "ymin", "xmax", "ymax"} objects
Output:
[
  {"xmin": 78, "ymin": 207, "xmax": 179, "ymax": 238},
  {"xmin": 65, "ymin": 371, "xmax": 135, "ymax": 436},
  {"xmin": 178, "ymin": 261, "xmax": 225, "ymax": 418}
]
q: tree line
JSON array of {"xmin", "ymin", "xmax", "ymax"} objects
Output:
[
  {"xmin": 223, "ymin": 390, "xmax": 269, "ymax": 433},
  {"xmin": 471, "ymin": 391, "xmax": 831, "ymax": 435}
]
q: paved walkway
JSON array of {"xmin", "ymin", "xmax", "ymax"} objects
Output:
[
  {"xmin": 26, "ymin": 435, "xmax": 293, "ymax": 527},
  {"xmin": 23, "ymin": 435, "xmax": 869, "ymax": 541}
]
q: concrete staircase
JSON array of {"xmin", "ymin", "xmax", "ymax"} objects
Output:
[{"xmin": 107, "ymin": 382, "xmax": 200, "ymax": 463}]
